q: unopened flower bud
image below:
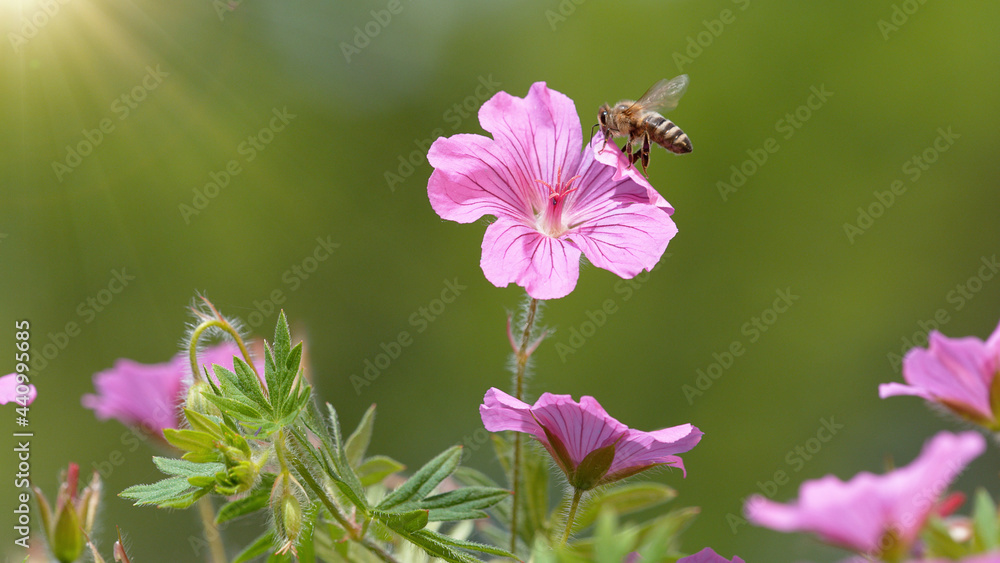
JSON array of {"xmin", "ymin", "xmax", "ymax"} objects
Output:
[{"xmin": 185, "ymin": 380, "xmax": 221, "ymax": 418}]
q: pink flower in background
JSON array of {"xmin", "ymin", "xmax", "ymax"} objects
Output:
[
  {"xmin": 427, "ymin": 82, "xmax": 677, "ymax": 300},
  {"xmin": 0, "ymin": 373, "xmax": 36, "ymax": 405},
  {"xmin": 678, "ymin": 548, "xmax": 745, "ymax": 563},
  {"xmin": 82, "ymin": 342, "xmax": 254, "ymax": 435},
  {"xmin": 480, "ymin": 388, "xmax": 702, "ymax": 489},
  {"xmin": 879, "ymin": 321, "xmax": 1000, "ymax": 429},
  {"xmin": 745, "ymin": 431, "xmax": 985, "ymax": 558}
]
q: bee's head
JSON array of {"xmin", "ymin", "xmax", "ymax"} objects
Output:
[{"xmin": 597, "ymin": 104, "xmax": 610, "ymax": 129}]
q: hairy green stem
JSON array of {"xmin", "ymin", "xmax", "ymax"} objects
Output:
[
  {"xmin": 510, "ymin": 297, "xmax": 539, "ymax": 555},
  {"xmin": 560, "ymin": 488, "xmax": 584, "ymax": 546},
  {"xmin": 188, "ymin": 318, "xmax": 257, "ymax": 384}
]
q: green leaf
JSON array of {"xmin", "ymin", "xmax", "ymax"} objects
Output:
[
  {"xmin": 392, "ymin": 528, "xmax": 484, "ymax": 563},
  {"xmin": 217, "ymin": 474, "xmax": 276, "ymax": 523},
  {"xmin": 358, "ymin": 455, "xmax": 405, "ymax": 487},
  {"xmin": 345, "ymin": 404, "xmax": 377, "ymax": 468},
  {"xmin": 326, "ymin": 404, "xmax": 368, "ymax": 509},
  {"xmin": 163, "ymin": 428, "xmax": 217, "ymax": 453},
  {"xmin": 373, "ymin": 508, "xmax": 429, "ymax": 533},
  {"xmin": 377, "ymin": 446, "xmax": 462, "ymax": 511},
  {"xmin": 419, "ymin": 487, "xmax": 510, "ymax": 521},
  {"xmin": 569, "ymin": 482, "xmax": 677, "ymax": 533},
  {"xmin": 152, "ymin": 457, "xmax": 223, "ymax": 478},
  {"xmin": 273, "ymin": 311, "xmax": 291, "ymax": 365},
  {"xmin": 974, "ymin": 488, "xmax": 1000, "ymax": 550},
  {"xmin": 921, "ymin": 515, "xmax": 967, "ymax": 560},
  {"xmin": 418, "ymin": 528, "xmax": 517, "ymax": 559},
  {"xmin": 232, "ymin": 357, "xmax": 271, "ymax": 411},
  {"xmin": 119, "ymin": 476, "xmax": 209, "ymax": 508},
  {"xmin": 232, "ymin": 531, "xmax": 274, "ymax": 563}
]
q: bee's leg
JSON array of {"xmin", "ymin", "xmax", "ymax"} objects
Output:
[{"xmin": 640, "ymin": 133, "xmax": 651, "ymax": 175}]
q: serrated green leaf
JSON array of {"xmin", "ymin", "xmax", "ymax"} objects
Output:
[
  {"xmin": 569, "ymin": 482, "xmax": 677, "ymax": 533},
  {"xmin": 274, "ymin": 311, "xmax": 291, "ymax": 364},
  {"xmin": 163, "ymin": 428, "xmax": 217, "ymax": 453},
  {"xmin": 373, "ymin": 509, "xmax": 429, "ymax": 533},
  {"xmin": 232, "ymin": 357, "xmax": 271, "ymax": 411},
  {"xmin": 217, "ymin": 474, "xmax": 276, "ymax": 523},
  {"xmin": 152, "ymin": 457, "xmax": 224, "ymax": 478},
  {"xmin": 183, "ymin": 409, "xmax": 224, "ymax": 436},
  {"xmin": 346, "ymin": 404, "xmax": 377, "ymax": 468},
  {"xmin": 232, "ymin": 531, "xmax": 275, "ymax": 563},
  {"xmin": 974, "ymin": 488, "xmax": 1000, "ymax": 550},
  {"xmin": 358, "ymin": 455, "xmax": 405, "ymax": 487},
  {"xmin": 119, "ymin": 476, "xmax": 206, "ymax": 508},
  {"xmin": 377, "ymin": 446, "xmax": 462, "ymax": 511},
  {"xmin": 203, "ymin": 393, "xmax": 268, "ymax": 425}
]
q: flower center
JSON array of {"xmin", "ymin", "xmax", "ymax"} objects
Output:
[{"xmin": 534, "ymin": 167, "xmax": 581, "ymax": 237}]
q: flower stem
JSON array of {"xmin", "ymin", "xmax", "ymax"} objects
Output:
[
  {"xmin": 510, "ymin": 297, "xmax": 539, "ymax": 555},
  {"xmin": 560, "ymin": 488, "xmax": 584, "ymax": 546},
  {"xmin": 188, "ymin": 318, "xmax": 257, "ymax": 384},
  {"xmin": 197, "ymin": 497, "xmax": 227, "ymax": 563}
]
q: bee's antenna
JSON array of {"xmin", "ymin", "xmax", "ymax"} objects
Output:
[{"xmin": 590, "ymin": 122, "xmax": 599, "ymax": 144}]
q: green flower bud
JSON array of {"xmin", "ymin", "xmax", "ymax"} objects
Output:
[{"xmin": 184, "ymin": 381, "xmax": 221, "ymax": 418}]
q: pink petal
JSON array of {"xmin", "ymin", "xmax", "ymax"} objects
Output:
[
  {"xmin": 575, "ymin": 134, "xmax": 674, "ymax": 215},
  {"xmin": 877, "ymin": 382, "xmax": 933, "ymax": 400},
  {"xmin": 480, "ymin": 218, "xmax": 581, "ymax": 300},
  {"xmin": 0, "ymin": 373, "xmax": 36, "ymax": 405},
  {"xmin": 427, "ymin": 134, "xmax": 536, "ymax": 224},
  {"xmin": 677, "ymin": 548, "xmax": 745, "ymax": 563},
  {"xmin": 478, "ymin": 82, "xmax": 583, "ymax": 188},
  {"xmin": 479, "ymin": 388, "xmax": 537, "ymax": 435},
  {"xmin": 746, "ymin": 431, "xmax": 985, "ymax": 553},
  {"xmin": 609, "ymin": 424, "xmax": 703, "ymax": 477},
  {"xmin": 901, "ymin": 331, "xmax": 993, "ymax": 419},
  {"xmin": 82, "ymin": 356, "xmax": 187, "ymax": 432},
  {"xmin": 568, "ymin": 202, "xmax": 677, "ymax": 280},
  {"xmin": 530, "ymin": 393, "xmax": 627, "ymax": 465}
]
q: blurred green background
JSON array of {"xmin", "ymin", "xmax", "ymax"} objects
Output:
[{"xmin": 3, "ymin": 0, "xmax": 1000, "ymax": 561}]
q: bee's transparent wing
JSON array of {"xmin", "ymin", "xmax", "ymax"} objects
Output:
[{"xmin": 635, "ymin": 75, "xmax": 689, "ymax": 113}]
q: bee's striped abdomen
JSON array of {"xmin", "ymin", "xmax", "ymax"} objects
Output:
[{"xmin": 645, "ymin": 114, "xmax": 692, "ymax": 154}]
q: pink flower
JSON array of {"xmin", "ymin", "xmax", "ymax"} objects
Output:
[
  {"xmin": 0, "ymin": 373, "xmax": 36, "ymax": 405},
  {"xmin": 678, "ymin": 548, "xmax": 745, "ymax": 563},
  {"xmin": 745, "ymin": 431, "xmax": 986, "ymax": 558},
  {"xmin": 879, "ymin": 321, "xmax": 1000, "ymax": 429},
  {"xmin": 82, "ymin": 342, "xmax": 253, "ymax": 435},
  {"xmin": 427, "ymin": 82, "xmax": 678, "ymax": 300},
  {"xmin": 480, "ymin": 388, "xmax": 702, "ymax": 489}
]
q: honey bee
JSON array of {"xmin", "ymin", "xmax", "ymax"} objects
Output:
[{"xmin": 597, "ymin": 75, "xmax": 693, "ymax": 175}]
